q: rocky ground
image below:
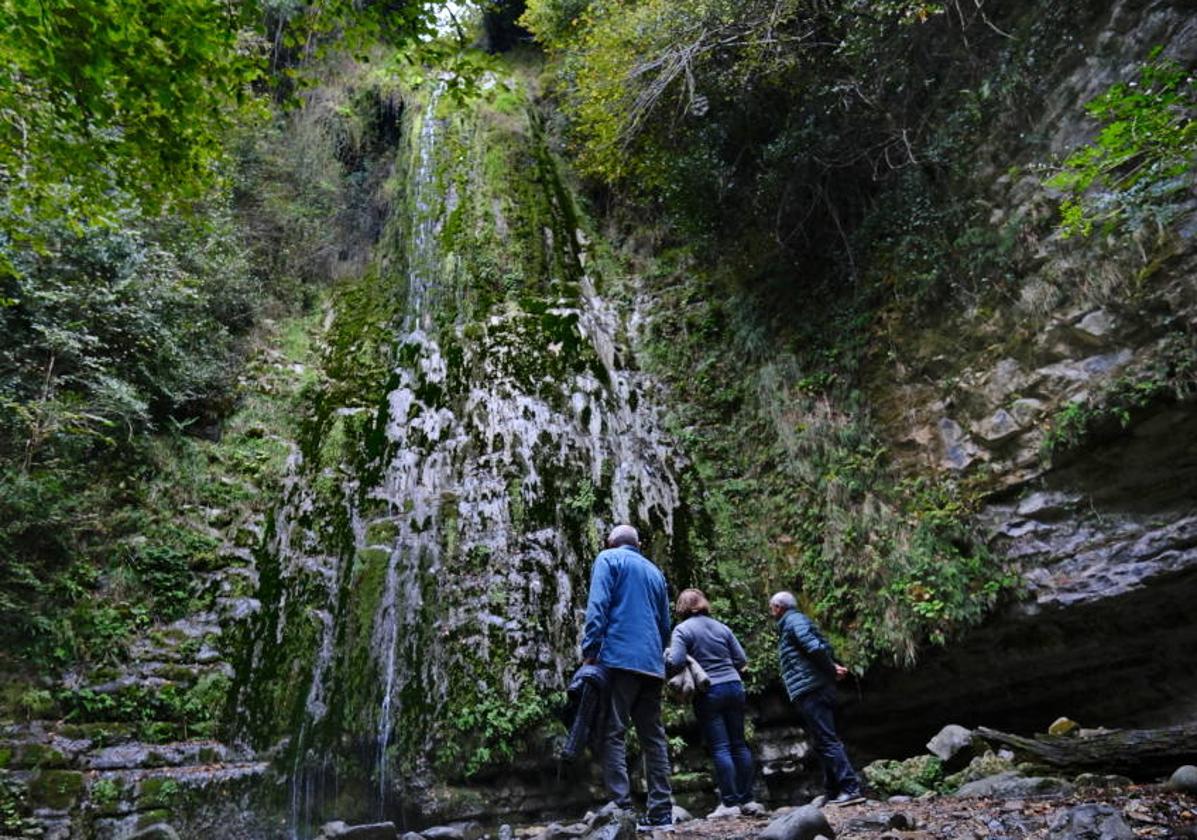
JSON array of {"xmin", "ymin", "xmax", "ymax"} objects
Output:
[{"xmin": 668, "ymin": 786, "xmax": 1197, "ymax": 840}]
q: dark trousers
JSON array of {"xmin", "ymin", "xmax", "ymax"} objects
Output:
[
  {"xmin": 795, "ymin": 685, "xmax": 860, "ymax": 797},
  {"xmin": 694, "ymin": 680, "xmax": 755, "ymax": 806},
  {"xmin": 603, "ymin": 669, "xmax": 673, "ymax": 819}
]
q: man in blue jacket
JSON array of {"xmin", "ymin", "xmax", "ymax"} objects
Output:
[
  {"xmin": 582, "ymin": 524, "xmax": 673, "ymax": 830},
  {"xmin": 770, "ymin": 590, "xmax": 864, "ymax": 806}
]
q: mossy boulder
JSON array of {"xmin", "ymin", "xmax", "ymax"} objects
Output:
[
  {"xmin": 941, "ymin": 750, "xmax": 1017, "ymax": 792},
  {"xmin": 862, "ymin": 754, "xmax": 944, "ymax": 796}
]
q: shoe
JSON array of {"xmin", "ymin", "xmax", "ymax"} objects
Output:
[
  {"xmin": 636, "ymin": 813, "xmax": 674, "ymax": 832},
  {"xmin": 739, "ymin": 801, "xmax": 767, "ymax": 816},
  {"xmin": 827, "ymin": 791, "xmax": 866, "ymax": 807},
  {"xmin": 706, "ymin": 804, "xmax": 741, "ymax": 820}
]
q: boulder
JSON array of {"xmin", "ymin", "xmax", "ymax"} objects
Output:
[
  {"xmin": 497, "ymin": 827, "xmax": 514, "ymax": 840},
  {"xmin": 585, "ymin": 813, "xmax": 635, "ymax": 840},
  {"xmin": 1046, "ymin": 803, "xmax": 1134, "ymax": 840},
  {"xmin": 423, "ymin": 823, "xmax": 483, "ymax": 840},
  {"xmin": 954, "ymin": 771, "xmax": 1072, "ymax": 799},
  {"xmin": 758, "ymin": 805, "xmax": 835, "ymax": 840},
  {"xmin": 1169, "ymin": 764, "xmax": 1197, "ymax": 794},
  {"xmin": 926, "ymin": 724, "xmax": 985, "ymax": 771},
  {"xmin": 129, "ymin": 825, "xmax": 181, "ymax": 840}
]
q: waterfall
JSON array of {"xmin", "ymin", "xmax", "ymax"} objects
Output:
[{"xmin": 241, "ymin": 73, "xmax": 687, "ymax": 835}]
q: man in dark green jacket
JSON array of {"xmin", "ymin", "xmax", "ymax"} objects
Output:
[{"xmin": 770, "ymin": 590, "xmax": 864, "ymax": 806}]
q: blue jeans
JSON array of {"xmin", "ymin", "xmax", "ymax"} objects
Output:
[
  {"xmin": 603, "ymin": 669, "xmax": 673, "ymax": 820},
  {"xmin": 795, "ymin": 685, "xmax": 860, "ymax": 797},
  {"xmin": 694, "ymin": 681, "xmax": 755, "ymax": 806}
]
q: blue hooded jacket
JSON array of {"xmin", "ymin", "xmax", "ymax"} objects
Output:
[{"xmin": 581, "ymin": 545, "xmax": 671, "ymax": 678}]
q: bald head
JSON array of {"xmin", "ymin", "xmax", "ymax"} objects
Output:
[{"xmin": 607, "ymin": 524, "xmax": 640, "ymax": 549}]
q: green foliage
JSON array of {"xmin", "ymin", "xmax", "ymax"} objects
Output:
[
  {"xmin": 1048, "ymin": 50, "xmax": 1196, "ymax": 239},
  {"xmin": 17, "ymin": 689, "xmax": 54, "ymax": 721},
  {"xmin": 89, "ymin": 777, "xmax": 121, "ymax": 808},
  {"xmin": 56, "ymin": 672, "xmax": 231, "ymax": 740},
  {"xmin": 862, "ymin": 754, "xmax": 944, "ymax": 796},
  {"xmin": 442, "ymin": 682, "xmax": 560, "ymax": 778},
  {"xmin": 641, "ymin": 257, "xmax": 1015, "ymax": 671},
  {"xmin": 1043, "ymin": 332, "xmax": 1197, "ymax": 456},
  {"xmin": 0, "ymin": 775, "xmax": 37, "ymax": 835},
  {"xmin": 0, "ymin": 0, "xmax": 266, "ymax": 266}
]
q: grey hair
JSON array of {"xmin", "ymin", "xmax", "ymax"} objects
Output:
[
  {"xmin": 607, "ymin": 524, "xmax": 640, "ymax": 548},
  {"xmin": 770, "ymin": 591, "xmax": 797, "ymax": 610}
]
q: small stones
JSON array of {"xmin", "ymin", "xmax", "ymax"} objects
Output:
[
  {"xmin": 1046, "ymin": 803, "xmax": 1134, "ymax": 840},
  {"xmin": 1073, "ymin": 773, "xmax": 1132, "ymax": 790},
  {"xmin": 316, "ymin": 823, "xmax": 400, "ymax": 840}
]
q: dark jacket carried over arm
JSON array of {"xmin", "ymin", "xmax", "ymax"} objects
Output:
[
  {"xmin": 776, "ymin": 607, "xmax": 837, "ymax": 700},
  {"xmin": 560, "ymin": 663, "xmax": 611, "ymax": 762}
]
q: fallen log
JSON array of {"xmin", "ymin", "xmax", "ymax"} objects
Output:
[{"xmin": 976, "ymin": 724, "xmax": 1197, "ymax": 779}]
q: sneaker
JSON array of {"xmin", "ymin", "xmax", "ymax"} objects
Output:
[
  {"xmin": 706, "ymin": 804, "xmax": 741, "ymax": 820},
  {"xmin": 827, "ymin": 791, "xmax": 866, "ymax": 807},
  {"xmin": 636, "ymin": 813, "xmax": 674, "ymax": 833},
  {"xmin": 739, "ymin": 801, "xmax": 768, "ymax": 817}
]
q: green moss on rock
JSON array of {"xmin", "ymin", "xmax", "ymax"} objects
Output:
[{"xmin": 29, "ymin": 770, "xmax": 84, "ymax": 810}]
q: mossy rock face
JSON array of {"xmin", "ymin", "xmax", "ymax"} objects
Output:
[
  {"xmin": 12, "ymin": 743, "xmax": 68, "ymax": 769},
  {"xmin": 89, "ymin": 776, "xmax": 127, "ymax": 815},
  {"xmin": 29, "ymin": 770, "xmax": 84, "ymax": 810},
  {"xmin": 0, "ymin": 747, "xmax": 12, "ymax": 769},
  {"xmin": 136, "ymin": 776, "xmax": 183, "ymax": 809},
  {"xmin": 136, "ymin": 809, "xmax": 173, "ymax": 829}
]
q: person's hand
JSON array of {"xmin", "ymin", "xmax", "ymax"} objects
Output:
[{"xmin": 834, "ymin": 663, "xmax": 849, "ymax": 681}]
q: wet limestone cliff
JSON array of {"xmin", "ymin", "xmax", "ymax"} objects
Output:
[
  {"xmin": 230, "ymin": 75, "xmax": 693, "ymax": 835},
  {"xmin": 3, "ymin": 2, "xmax": 1197, "ymax": 838}
]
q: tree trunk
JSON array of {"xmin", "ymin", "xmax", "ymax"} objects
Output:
[{"xmin": 976, "ymin": 725, "xmax": 1197, "ymax": 779}]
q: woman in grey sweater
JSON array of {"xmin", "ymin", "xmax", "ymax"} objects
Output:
[{"xmin": 668, "ymin": 588, "xmax": 761, "ymax": 818}]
